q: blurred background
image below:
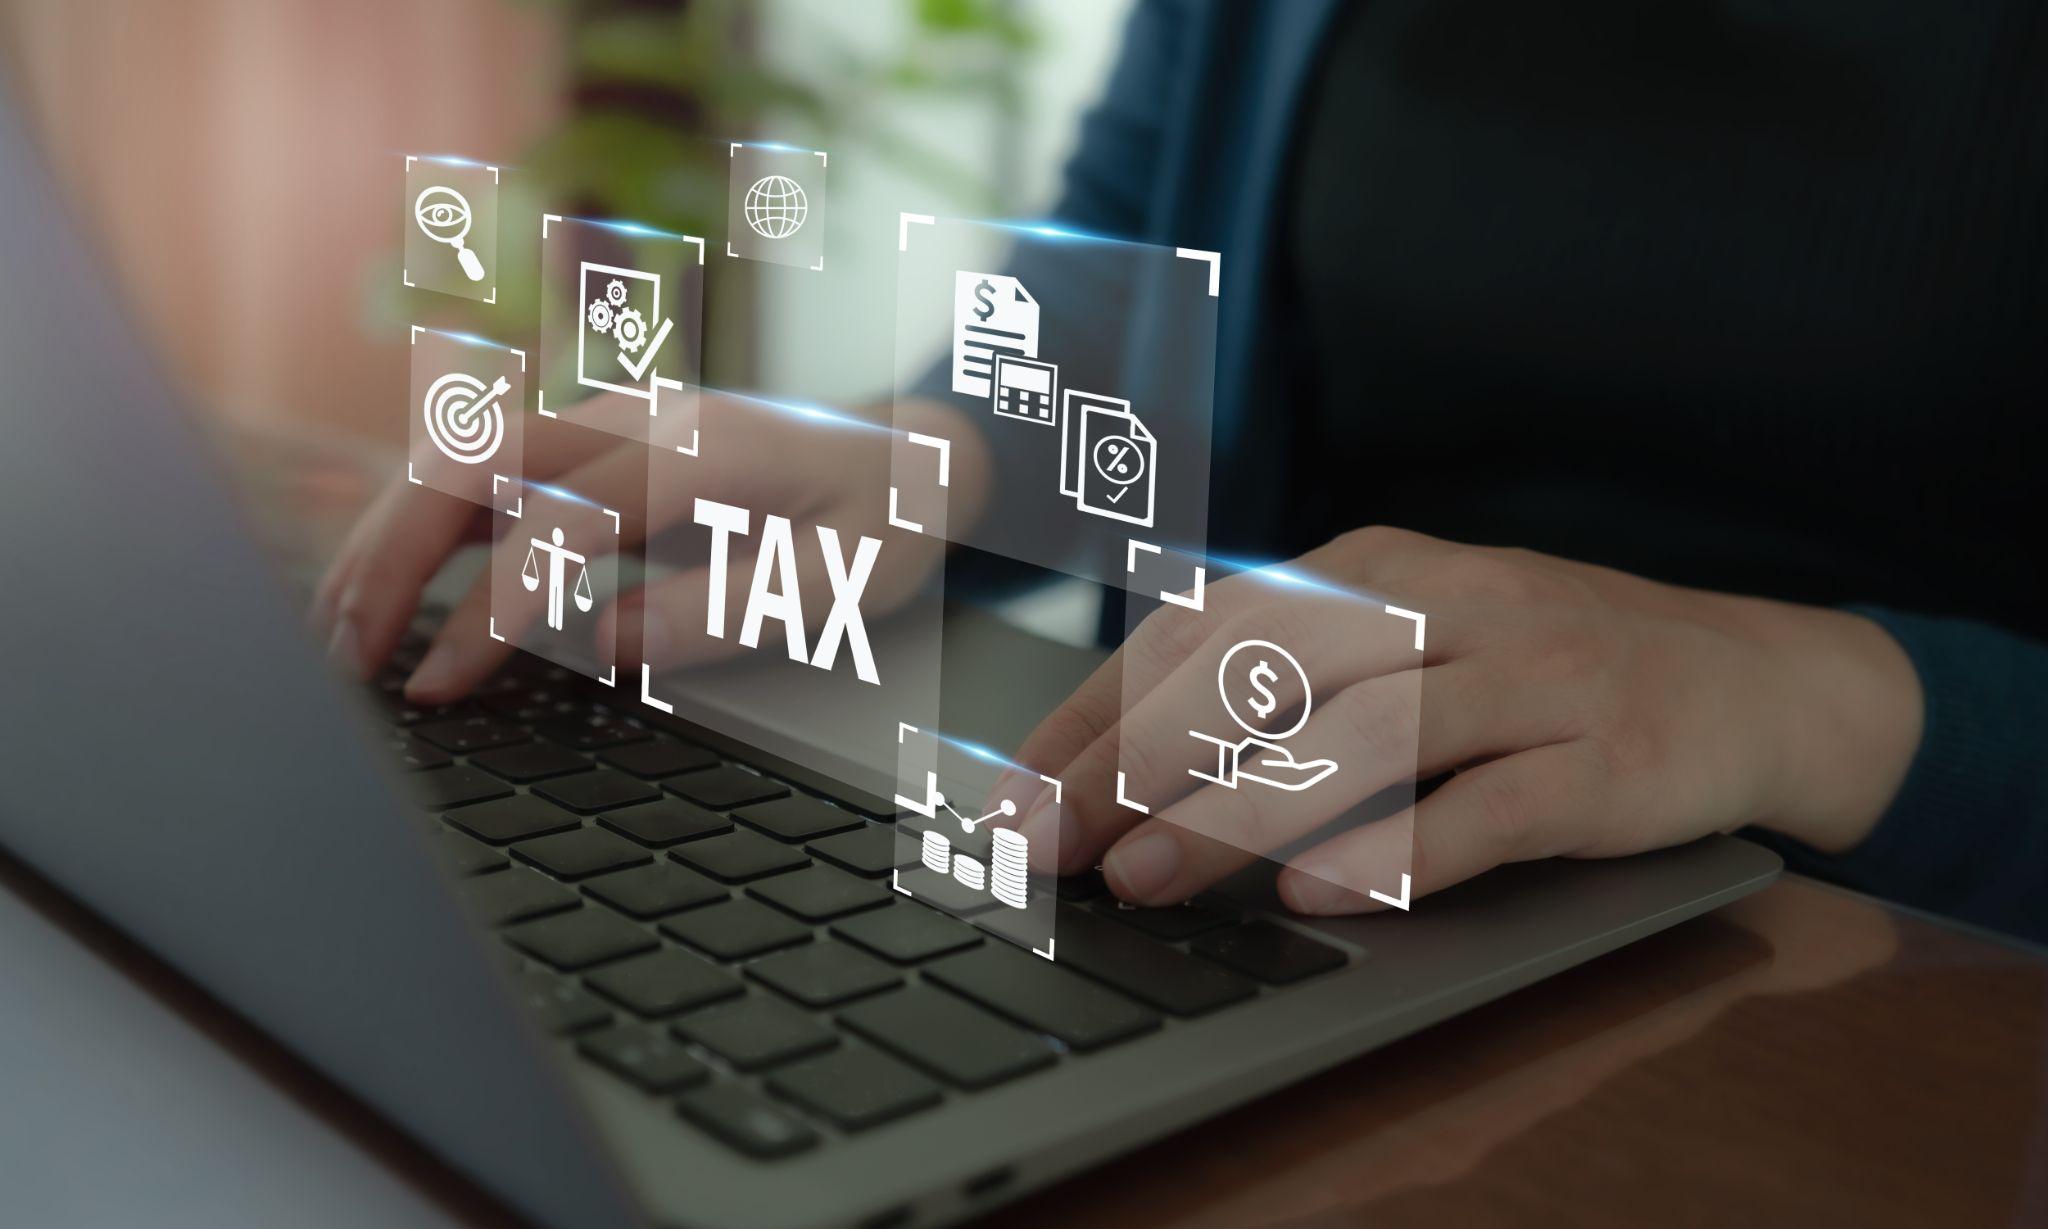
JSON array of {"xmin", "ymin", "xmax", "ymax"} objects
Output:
[{"xmin": 0, "ymin": 0, "xmax": 1129, "ymax": 451}]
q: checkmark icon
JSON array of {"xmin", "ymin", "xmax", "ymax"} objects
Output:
[{"xmin": 615, "ymin": 315, "xmax": 676, "ymax": 383}]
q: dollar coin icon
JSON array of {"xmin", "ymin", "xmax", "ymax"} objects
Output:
[{"xmin": 1217, "ymin": 640, "xmax": 1314, "ymax": 738}]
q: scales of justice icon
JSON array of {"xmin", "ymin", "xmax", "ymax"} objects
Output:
[{"xmin": 521, "ymin": 527, "xmax": 594, "ymax": 632}]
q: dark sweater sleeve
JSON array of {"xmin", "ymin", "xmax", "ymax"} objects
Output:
[{"xmin": 1755, "ymin": 608, "xmax": 2048, "ymax": 945}]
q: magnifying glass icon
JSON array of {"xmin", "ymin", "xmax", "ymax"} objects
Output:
[{"xmin": 414, "ymin": 185, "xmax": 487, "ymax": 283}]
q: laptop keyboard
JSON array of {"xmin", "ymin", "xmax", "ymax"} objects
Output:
[{"xmin": 371, "ymin": 628, "xmax": 1351, "ymax": 1160}]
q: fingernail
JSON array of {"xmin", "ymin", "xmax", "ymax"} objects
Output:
[
  {"xmin": 405, "ymin": 640, "xmax": 468, "ymax": 701},
  {"xmin": 1105, "ymin": 832, "xmax": 1180, "ymax": 902},
  {"xmin": 1015, "ymin": 794, "xmax": 1072, "ymax": 872},
  {"xmin": 326, "ymin": 619, "xmax": 364, "ymax": 680},
  {"xmin": 1281, "ymin": 866, "xmax": 1350, "ymax": 915}
]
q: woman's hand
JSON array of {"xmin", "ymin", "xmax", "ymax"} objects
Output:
[
  {"xmin": 1001, "ymin": 526, "xmax": 1924, "ymax": 913},
  {"xmin": 310, "ymin": 392, "xmax": 977, "ymax": 702}
]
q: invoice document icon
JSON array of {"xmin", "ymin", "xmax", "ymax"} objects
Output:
[
  {"xmin": 952, "ymin": 272, "xmax": 1039, "ymax": 398},
  {"xmin": 1061, "ymin": 390, "xmax": 1158, "ymax": 528}
]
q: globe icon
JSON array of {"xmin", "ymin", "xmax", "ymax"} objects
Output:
[{"xmin": 743, "ymin": 175, "xmax": 809, "ymax": 239}]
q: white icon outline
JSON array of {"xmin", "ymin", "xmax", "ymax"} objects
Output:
[
  {"xmin": 952, "ymin": 271, "xmax": 1039, "ymax": 398},
  {"xmin": 992, "ymin": 354, "xmax": 1060, "ymax": 426},
  {"xmin": 1187, "ymin": 639, "xmax": 1339, "ymax": 793},
  {"xmin": 414, "ymin": 185, "xmax": 487, "ymax": 283},
  {"xmin": 742, "ymin": 174, "xmax": 809, "ymax": 239},
  {"xmin": 1061, "ymin": 391, "xmax": 1158, "ymax": 528},
  {"xmin": 521, "ymin": 526, "xmax": 594, "ymax": 633},
  {"xmin": 420, "ymin": 371, "xmax": 508, "ymax": 466},
  {"xmin": 576, "ymin": 261, "xmax": 678, "ymax": 400}
]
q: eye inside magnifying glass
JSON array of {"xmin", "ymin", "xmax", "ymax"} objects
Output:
[{"xmin": 414, "ymin": 185, "xmax": 487, "ymax": 283}]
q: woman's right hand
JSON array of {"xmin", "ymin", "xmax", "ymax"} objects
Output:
[{"xmin": 310, "ymin": 391, "xmax": 979, "ymax": 703}]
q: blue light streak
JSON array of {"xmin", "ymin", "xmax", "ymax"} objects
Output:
[
  {"xmin": 707, "ymin": 388, "xmax": 891, "ymax": 434},
  {"xmin": 568, "ymin": 216, "xmax": 697, "ymax": 242},
  {"xmin": 931, "ymin": 732, "xmax": 1025, "ymax": 773},
  {"xmin": 526, "ymin": 480, "xmax": 602, "ymax": 511},
  {"xmin": 1203, "ymin": 553, "xmax": 1384, "ymax": 604},
  {"xmin": 417, "ymin": 326, "xmax": 510, "ymax": 352}
]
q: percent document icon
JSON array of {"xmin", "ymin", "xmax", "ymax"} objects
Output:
[{"xmin": 422, "ymin": 371, "xmax": 509, "ymax": 465}]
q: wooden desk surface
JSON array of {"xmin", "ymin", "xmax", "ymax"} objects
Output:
[{"xmin": 984, "ymin": 875, "xmax": 2048, "ymax": 1228}]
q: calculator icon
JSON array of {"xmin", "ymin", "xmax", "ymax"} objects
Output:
[{"xmin": 992, "ymin": 355, "xmax": 1059, "ymax": 426}]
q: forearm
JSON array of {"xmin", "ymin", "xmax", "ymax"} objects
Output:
[{"xmin": 1753, "ymin": 605, "xmax": 2048, "ymax": 944}]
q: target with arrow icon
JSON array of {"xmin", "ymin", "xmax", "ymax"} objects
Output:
[{"xmin": 422, "ymin": 371, "xmax": 509, "ymax": 465}]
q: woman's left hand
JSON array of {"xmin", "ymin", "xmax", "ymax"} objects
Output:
[{"xmin": 998, "ymin": 526, "xmax": 1923, "ymax": 913}]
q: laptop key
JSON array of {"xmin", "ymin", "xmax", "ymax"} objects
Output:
[
  {"xmin": 387, "ymin": 700, "xmax": 480, "ymax": 729},
  {"xmin": 537, "ymin": 713, "xmax": 650, "ymax": 752},
  {"xmin": 1191, "ymin": 921, "xmax": 1348, "ymax": 985},
  {"xmin": 585, "ymin": 949, "xmax": 742, "ymax": 1018},
  {"xmin": 733, "ymin": 796, "xmax": 865, "ymax": 843},
  {"xmin": 446, "ymin": 795, "xmax": 582, "ymax": 845},
  {"xmin": 411, "ymin": 765, "xmax": 515, "ymax": 811},
  {"xmin": 434, "ymin": 828, "xmax": 508, "ymax": 877},
  {"xmin": 830, "ymin": 903, "xmax": 983, "ymax": 965},
  {"xmin": 598, "ymin": 798, "xmax": 732, "ymax": 848},
  {"xmin": 669, "ymin": 829, "xmax": 808, "ymax": 883},
  {"xmin": 747, "ymin": 865, "xmax": 891, "ymax": 922},
  {"xmin": 505, "ymin": 909, "xmax": 658, "ymax": 971},
  {"xmin": 598, "ymin": 737, "xmax": 720, "ymax": 780},
  {"xmin": 746, "ymin": 941, "xmax": 901, "ymax": 1009},
  {"xmin": 664, "ymin": 765, "xmax": 788, "ymax": 809},
  {"xmin": 534, "ymin": 769, "xmax": 662, "ymax": 815},
  {"xmin": 389, "ymin": 735, "xmax": 450, "ymax": 772},
  {"xmin": 924, "ymin": 945, "xmax": 1158, "ymax": 1052},
  {"xmin": 577, "ymin": 1027, "xmax": 710, "ymax": 1094},
  {"xmin": 469, "ymin": 740, "xmax": 593, "ymax": 784},
  {"xmin": 1054, "ymin": 869, "xmax": 1110, "ymax": 902},
  {"xmin": 1002, "ymin": 906, "xmax": 1257, "ymax": 1017},
  {"xmin": 1092, "ymin": 897, "xmax": 1239, "ymax": 942},
  {"xmin": 413, "ymin": 715, "xmax": 531, "ymax": 755},
  {"xmin": 766, "ymin": 1046, "xmax": 943, "ymax": 1132},
  {"xmin": 677, "ymin": 1084, "xmax": 817, "ymax": 1159},
  {"xmin": 891, "ymin": 867, "xmax": 1003, "ymax": 916},
  {"xmin": 804, "ymin": 825, "xmax": 910, "ymax": 878},
  {"xmin": 661, "ymin": 899, "xmax": 812, "ymax": 962},
  {"xmin": 762, "ymin": 764, "xmax": 902, "ymax": 820},
  {"xmin": 516, "ymin": 970, "xmax": 612, "ymax": 1035},
  {"xmin": 583, "ymin": 862, "xmax": 726, "ymax": 919},
  {"xmin": 839, "ymin": 986, "xmax": 1055, "ymax": 1089},
  {"xmin": 463, "ymin": 867, "xmax": 578, "ymax": 926},
  {"xmin": 672, "ymin": 995, "xmax": 837, "ymax": 1072},
  {"xmin": 513, "ymin": 827, "xmax": 652, "ymax": 881}
]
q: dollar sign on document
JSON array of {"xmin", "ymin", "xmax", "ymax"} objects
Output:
[
  {"xmin": 973, "ymin": 278, "xmax": 997, "ymax": 322},
  {"xmin": 1247, "ymin": 661, "xmax": 1280, "ymax": 720}
]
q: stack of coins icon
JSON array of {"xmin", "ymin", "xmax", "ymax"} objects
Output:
[
  {"xmin": 920, "ymin": 828, "xmax": 952, "ymax": 875},
  {"xmin": 990, "ymin": 828, "xmax": 1030, "ymax": 909},
  {"xmin": 952, "ymin": 854, "xmax": 986, "ymax": 891}
]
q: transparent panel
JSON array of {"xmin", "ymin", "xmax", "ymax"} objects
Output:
[
  {"xmin": 403, "ymin": 155, "xmax": 499, "ymax": 303},
  {"xmin": 538, "ymin": 216, "xmax": 705, "ymax": 454},
  {"xmin": 726, "ymin": 142, "xmax": 829, "ymax": 271},
  {"xmin": 1116, "ymin": 554, "xmax": 1424, "ymax": 913},
  {"xmin": 490, "ymin": 481, "xmax": 627, "ymax": 688},
  {"xmin": 635, "ymin": 397, "xmax": 944, "ymax": 801},
  {"xmin": 405, "ymin": 326, "xmax": 524, "ymax": 514},
  {"xmin": 891, "ymin": 725, "xmax": 1063, "ymax": 960},
  {"xmin": 891, "ymin": 216, "xmax": 1218, "ymax": 589}
]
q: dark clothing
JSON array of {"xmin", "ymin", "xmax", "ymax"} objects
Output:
[
  {"xmin": 1284, "ymin": 0, "xmax": 2048, "ymax": 627},
  {"xmin": 1052, "ymin": 0, "xmax": 2048, "ymax": 941}
]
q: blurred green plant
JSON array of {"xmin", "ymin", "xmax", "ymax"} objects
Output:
[
  {"xmin": 387, "ymin": 0, "xmax": 1037, "ymax": 376},
  {"xmin": 529, "ymin": 0, "xmax": 1036, "ymax": 234}
]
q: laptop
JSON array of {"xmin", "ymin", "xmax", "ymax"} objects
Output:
[{"xmin": 0, "ymin": 83, "xmax": 1780, "ymax": 1229}]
